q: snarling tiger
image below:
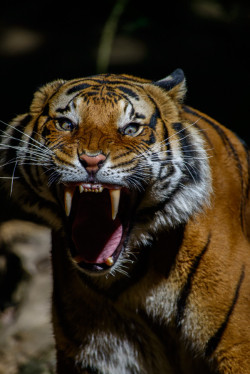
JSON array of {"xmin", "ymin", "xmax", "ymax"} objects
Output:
[{"xmin": 0, "ymin": 69, "xmax": 250, "ymax": 373}]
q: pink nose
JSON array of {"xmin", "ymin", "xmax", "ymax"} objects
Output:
[{"xmin": 79, "ymin": 153, "xmax": 106, "ymax": 173}]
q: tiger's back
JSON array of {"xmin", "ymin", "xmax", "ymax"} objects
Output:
[{"xmin": 0, "ymin": 70, "xmax": 250, "ymax": 373}]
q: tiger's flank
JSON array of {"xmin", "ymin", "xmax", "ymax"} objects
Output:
[{"xmin": 0, "ymin": 69, "xmax": 249, "ymax": 373}]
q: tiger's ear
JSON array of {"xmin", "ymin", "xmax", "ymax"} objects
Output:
[
  {"xmin": 30, "ymin": 79, "xmax": 66, "ymax": 114},
  {"xmin": 153, "ymin": 69, "xmax": 186, "ymax": 102}
]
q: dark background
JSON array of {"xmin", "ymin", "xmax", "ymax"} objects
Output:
[{"xmin": 1, "ymin": 0, "xmax": 250, "ymax": 141}]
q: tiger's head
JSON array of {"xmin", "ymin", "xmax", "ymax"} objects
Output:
[{"xmin": 4, "ymin": 70, "xmax": 211, "ymax": 277}]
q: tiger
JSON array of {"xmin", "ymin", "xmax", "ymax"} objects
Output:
[{"xmin": 0, "ymin": 69, "xmax": 250, "ymax": 374}]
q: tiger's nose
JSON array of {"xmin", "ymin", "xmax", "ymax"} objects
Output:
[{"xmin": 79, "ymin": 152, "xmax": 106, "ymax": 173}]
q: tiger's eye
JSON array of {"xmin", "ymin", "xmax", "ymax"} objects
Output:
[
  {"xmin": 123, "ymin": 123, "xmax": 141, "ymax": 136},
  {"xmin": 56, "ymin": 118, "xmax": 76, "ymax": 131}
]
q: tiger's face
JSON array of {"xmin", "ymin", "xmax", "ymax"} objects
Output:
[{"xmin": 5, "ymin": 71, "xmax": 211, "ymax": 277}]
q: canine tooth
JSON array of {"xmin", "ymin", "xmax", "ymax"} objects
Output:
[
  {"xmin": 64, "ymin": 187, "xmax": 75, "ymax": 216},
  {"xmin": 105, "ymin": 257, "xmax": 114, "ymax": 266},
  {"xmin": 109, "ymin": 188, "xmax": 121, "ymax": 220},
  {"xmin": 79, "ymin": 185, "xmax": 84, "ymax": 193}
]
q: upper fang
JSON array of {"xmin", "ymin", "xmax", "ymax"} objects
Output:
[
  {"xmin": 64, "ymin": 187, "xmax": 75, "ymax": 216},
  {"xmin": 109, "ymin": 189, "xmax": 121, "ymax": 220}
]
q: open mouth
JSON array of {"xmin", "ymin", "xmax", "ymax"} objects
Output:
[{"xmin": 64, "ymin": 183, "xmax": 132, "ymax": 272}]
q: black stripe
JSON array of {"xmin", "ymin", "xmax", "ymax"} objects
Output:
[
  {"xmin": 158, "ymin": 164, "xmax": 175, "ymax": 187},
  {"xmin": 40, "ymin": 80, "xmax": 65, "ymax": 117},
  {"xmin": 172, "ymin": 122, "xmax": 201, "ymax": 183},
  {"xmin": 66, "ymin": 83, "xmax": 91, "ymax": 95},
  {"xmin": 54, "ymin": 98, "xmax": 77, "ymax": 114},
  {"xmin": 141, "ymin": 109, "xmax": 160, "ymax": 146},
  {"xmin": 112, "ymin": 150, "xmax": 133, "ymax": 161},
  {"xmin": 172, "ymin": 122, "xmax": 197, "ymax": 159},
  {"xmin": 148, "ymin": 108, "xmax": 160, "ymax": 129},
  {"xmin": 135, "ymin": 112, "xmax": 146, "ymax": 119},
  {"xmin": 141, "ymin": 94, "xmax": 171, "ymax": 150},
  {"xmin": 42, "ymin": 103, "xmax": 50, "ymax": 116},
  {"xmin": 143, "ymin": 131, "xmax": 156, "ymax": 145},
  {"xmin": 245, "ymin": 146, "xmax": 250, "ymax": 200},
  {"xmin": 159, "ymin": 120, "xmax": 172, "ymax": 180},
  {"xmin": 238, "ymin": 140, "xmax": 250, "ymax": 235},
  {"xmin": 205, "ymin": 266, "xmax": 245, "ymax": 357},
  {"xmin": 246, "ymin": 146, "xmax": 250, "ymax": 199},
  {"xmin": 41, "ymin": 125, "xmax": 52, "ymax": 139},
  {"xmin": 55, "ymin": 107, "xmax": 69, "ymax": 114},
  {"xmin": 81, "ymin": 90, "xmax": 100, "ymax": 97},
  {"xmin": 183, "ymin": 106, "xmax": 246, "ymax": 231},
  {"xmin": 183, "ymin": 106, "xmax": 233, "ymax": 154},
  {"xmin": 84, "ymin": 78, "xmax": 143, "ymax": 86},
  {"xmin": 30, "ymin": 115, "xmax": 42, "ymax": 149},
  {"xmin": 117, "ymin": 86, "xmax": 140, "ymax": 100},
  {"xmin": 176, "ymin": 234, "xmax": 211, "ymax": 328}
]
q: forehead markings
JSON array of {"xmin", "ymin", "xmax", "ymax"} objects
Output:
[
  {"xmin": 54, "ymin": 85, "xmax": 138, "ymax": 116},
  {"xmin": 66, "ymin": 77, "xmax": 141, "ymax": 100},
  {"xmin": 49, "ymin": 78, "xmax": 152, "ymax": 133}
]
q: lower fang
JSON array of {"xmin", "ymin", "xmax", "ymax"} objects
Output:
[{"xmin": 105, "ymin": 257, "xmax": 114, "ymax": 266}]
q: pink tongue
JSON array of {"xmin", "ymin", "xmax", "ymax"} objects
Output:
[{"xmin": 71, "ymin": 191, "xmax": 122, "ymax": 263}]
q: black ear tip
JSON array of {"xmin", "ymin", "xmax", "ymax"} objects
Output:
[
  {"xmin": 168, "ymin": 68, "xmax": 185, "ymax": 85},
  {"xmin": 172, "ymin": 68, "xmax": 185, "ymax": 80},
  {"xmin": 154, "ymin": 68, "xmax": 186, "ymax": 90}
]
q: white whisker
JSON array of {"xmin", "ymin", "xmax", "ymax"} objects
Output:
[
  {"xmin": 0, "ymin": 131, "xmax": 53, "ymax": 157},
  {"xmin": 10, "ymin": 161, "xmax": 17, "ymax": 196},
  {"xmin": 0, "ymin": 119, "xmax": 51, "ymax": 151},
  {"xmin": 0, "ymin": 176, "xmax": 19, "ymax": 179}
]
